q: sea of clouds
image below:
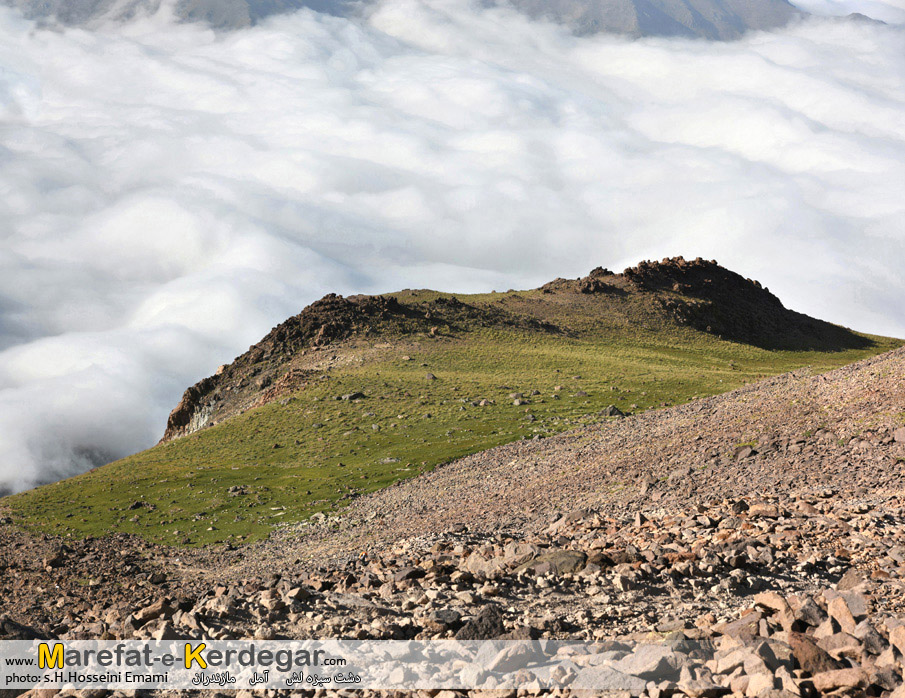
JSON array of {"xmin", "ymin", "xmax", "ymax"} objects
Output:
[{"xmin": 1, "ymin": 0, "xmax": 904, "ymax": 493}]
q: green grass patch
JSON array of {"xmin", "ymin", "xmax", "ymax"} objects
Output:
[{"xmin": 4, "ymin": 319, "xmax": 899, "ymax": 546}]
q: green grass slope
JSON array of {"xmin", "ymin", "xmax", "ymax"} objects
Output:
[{"xmin": 4, "ymin": 260, "xmax": 900, "ymax": 545}]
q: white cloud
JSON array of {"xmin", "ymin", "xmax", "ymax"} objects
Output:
[
  {"xmin": 0, "ymin": 0, "xmax": 903, "ymax": 492},
  {"xmin": 793, "ymin": 0, "xmax": 905, "ymax": 24}
]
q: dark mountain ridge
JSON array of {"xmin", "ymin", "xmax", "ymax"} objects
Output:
[
  {"xmin": 162, "ymin": 256, "xmax": 871, "ymax": 443},
  {"xmin": 2, "ymin": 0, "xmax": 802, "ymax": 38}
]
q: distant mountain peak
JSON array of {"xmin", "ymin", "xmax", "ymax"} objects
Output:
[
  {"xmin": 2, "ymin": 0, "xmax": 803, "ymax": 37},
  {"xmin": 500, "ymin": 0, "xmax": 802, "ymax": 38}
]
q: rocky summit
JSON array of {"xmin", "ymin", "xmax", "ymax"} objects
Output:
[
  {"xmin": 6, "ymin": 257, "xmax": 895, "ymax": 548},
  {"xmin": 161, "ymin": 257, "xmax": 871, "ymax": 443},
  {"xmin": 2, "ymin": 335, "xmax": 905, "ymax": 696}
]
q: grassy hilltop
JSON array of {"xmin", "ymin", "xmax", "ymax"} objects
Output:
[{"xmin": 4, "ymin": 258, "xmax": 899, "ymax": 545}]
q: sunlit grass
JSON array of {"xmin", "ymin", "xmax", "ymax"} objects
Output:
[{"xmin": 5, "ymin": 302, "xmax": 898, "ymax": 546}]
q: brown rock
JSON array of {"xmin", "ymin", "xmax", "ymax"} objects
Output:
[
  {"xmin": 745, "ymin": 672, "xmax": 776, "ymax": 696},
  {"xmin": 836, "ymin": 568, "xmax": 866, "ymax": 591},
  {"xmin": 827, "ymin": 596, "xmax": 857, "ymax": 634},
  {"xmin": 42, "ymin": 549, "xmax": 65, "ymax": 570},
  {"xmin": 0, "ymin": 616, "xmax": 48, "ymax": 641},
  {"xmin": 285, "ymin": 586, "xmax": 311, "ymax": 603},
  {"xmin": 393, "ymin": 566, "xmax": 426, "ymax": 582},
  {"xmin": 502, "ymin": 542, "xmax": 539, "ymax": 568},
  {"xmin": 754, "ymin": 592, "xmax": 795, "ymax": 631},
  {"xmin": 814, "ymin": 618, "xmax": 836, "ymax": 639},
  {"xmin": 517, "ymin": 549, "xmax": 587, "ymax": 576},
  {"xmin": 809, "ymin": 668, "xmax": 866, "ymax": 691},
  {"xmin": 679, "ymin": 678, "xmax": 726, "ymax": 698},
  {"xmin": 715, "ymin": 648, "xmax": 760, "ymax": 675},
  {"xmin": 869, "ymin": 667, "xmax": 901, "ymax": 692},
  {"xmin": 787, "ymin": 632, "xmax": 841, "ymax": 675},
  {"xmin": 787, "ymin": 595, "xmax": 825, "ymax": 628},
  {"xmin": 840, "ymin": 591, "xmax": 868, "ymax": 619},
  {"xmin": 735, "ymin": 445, "xmax": 755, "ymax": 460},
  {"xmin": 875, "ymin": 647, "xmax": 898, "ymax": 670},
  {"xmin": 853, "ymin": 620, "xmax": 885, "ymax": 655},
  {"xmin": 715, "ymin": 611, "xmax": 763, "ymax": 642},
  {"xmin": 153, "ymin": 622, "xmax": 180, "ymax": 641},
  {"xmin": 774, "ymin": 666, "xmax": 802, "ymax": 697},
  {"xmin": 753, "ymin": 639, "xmax": 794, "ymax": 672},
  {"xmin": 748, "ymin": 503, "xmax": 781, "ymax": 518},
  {"xmin": 133, "ymin": 598, "xmax": 175, "ymax": 626},
  {"xmin": 611, "ymin": 644, "xmax": 683, "ymax": 680},
  {"xmin": 889, "ymin": 624, "xmax": 905, "ymax": 655},
  {"xmin": 729, "ymin": 675, "xmax": 750, "ymax": 694},
  {"xmin": 464, "ymin": 551, "xmax": 506, "ymax": 578},
  {"xmin": 754, "ymin": 592, "xmax": 792, "ymax": 616},
  {"xmin": 817, "ymin": 632, "xmax": 862, "ymax": 661},
  {"xmin": 454, "ymin": 604, "xmax": 505, "ymax": 640}
]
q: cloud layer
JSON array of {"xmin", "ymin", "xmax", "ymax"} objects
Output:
[{"xmin": 1, "ymin": 1, "xmax": 904, "ymax": 493}]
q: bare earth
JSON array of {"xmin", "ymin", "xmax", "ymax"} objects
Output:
[
  {"xmin": 2, "ymin": 347, "xmax": 905, "ymax": 697},
  {"xmin": 259, "ymin": 343, "xmax": 905, "ymax": 567}
]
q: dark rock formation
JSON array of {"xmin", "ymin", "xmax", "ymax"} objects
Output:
[
  {"xmin": 624, "ymin": 256, "xmax": 872, "ymax": 351},
  {"xmin": 161, "ymin": 258, "xmax": 874, "ymax": 443}
]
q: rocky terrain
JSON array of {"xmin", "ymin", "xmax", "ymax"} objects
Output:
[
  {"xmin": 161, "ymin": 257, "xmax": 869, "ymax": 443},
  {"xmin": 2, "ymin": 340, "xmax": 905, "ymax": 697},
  {"xmin": 161, "ymin": 291, "xmax": 557, "ymax": 442},
  {"xmin": 10, "ymin": 256, "xmax": 893, "ymax": 547}
]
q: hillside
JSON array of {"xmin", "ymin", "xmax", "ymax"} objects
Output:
[
  {"xmin": 163, "ymin": 257, "xmax": 873, "ymax": 443},
  {"xmin": 2, "ymin": 333, "xmax": 905, "ymax": 698},
  {"xmin": 3, "ymin": 257, "xmax": 898, "ymax": 546}
]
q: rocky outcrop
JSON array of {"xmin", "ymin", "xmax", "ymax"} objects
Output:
[
  {"xmin": 625, "ymin": 256, "xmax": 872, "ymax": 350},
  {"xmin": 161, "ymin": 293, "xmax": 404, "ymax": 440},
  {"xmin": 3, "ymin": 341, "xmax": 905, "ymax": 698},
  {"xmin": 161, "ymin": 291, "xmax": 559, "ymax": 441},
  {"xmin": 160, "ymin": 258, "xmax": 875, "ymax": 443},
  {"xmin": 4, "ymin": 488, "xmax": 905, "ymax": 697},
  {"xmin": 162, "ymin": 376, "xmax": 219, "ymax": 442}
]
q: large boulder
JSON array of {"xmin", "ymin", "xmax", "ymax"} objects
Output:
[
  {"xmin": 516, "ymin": 549, "xmax": 588, "ymax": 576},
  {"xmin": 454, "ymin": 604, "xmax": 506, "ymax": 640}
]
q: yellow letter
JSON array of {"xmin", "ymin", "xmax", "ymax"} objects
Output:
[
  {"xmin": 184, "ymin": 643, "xmax": 207, "ymax": 669},
  {"xmin": 38, "ymin": 643, "xmax": 64, "ymax": 669}
]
